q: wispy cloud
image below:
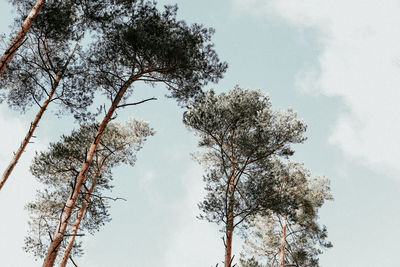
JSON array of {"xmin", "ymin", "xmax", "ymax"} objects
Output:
[{"xmin": 234, "ymin": 0, "xmax": 400, "ymax": 174}]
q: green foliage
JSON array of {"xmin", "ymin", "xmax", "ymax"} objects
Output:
[
  {"xmin": 240, "ymin": 160, "xmax": 333, "ymax": 267},
  {"xmin": 3, "ymin": 0, "xmax": 227, "ymax": 118},
  {"xmin": 87, "ymin": 0, "xmax": 228, "ymax": 104},
  {"xmin": 184, "ymin": 87, "xmax": 306, "ymax": 159},
  {"xmin": 11, "ymin": 0, "xmax": 78, "ymax": 41},
  {"xmin": 239, "ymin": 257, "xmax": 264, "ymax": 267},
  {"xmin": 10, "ymin": 0, "xmax": 122, "ymax": 40},
  {"xmin": 183, "ymin": 86, "xmax": 307, "ymax": 231},
  {"xmin": 0, "ymin": 0, "xmax": 105, "ymax": 116},
  {"xmin": 24, "ymin": 119, "xmax": 154, "ymax": 261},
  {"xmin": 1, "ymin": 0, "xmax": 227, "ymax": 119}
]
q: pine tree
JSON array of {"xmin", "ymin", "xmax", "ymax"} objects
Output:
[
  {"xmin": 0, "ymin": 0, "xmax": 45, "ymax": 75},
  {"xmin": 183, "ymin": 87, "xmax": 307, "ymax": 267},
  {"xmin": 25, "ymin": 119, "xmax": 153, "ymax": 266},
  {"xmin": 0, "ymin": 0, "xmax": 112, "ymax": 190},
  {"xmin": 42, "ymin": 2, "xmax": 226, "ymax": 266},
  {"xmin": 240, "ymin": 160, "xmax": 333, "ymax": 267}
]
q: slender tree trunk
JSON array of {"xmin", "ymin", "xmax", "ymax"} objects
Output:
[
  {"xmin": 279, "ymin": 216, "xmax": 287, "ymax": 267},
  {"xmin": 0, "ymin": 0, "xmax": 45, "ymax": 75},
  {"xmin": 0, "ymin": 40, "xmax": 78, "ymax": 191},
  {"xmin": 0, "ymin": 84, "xmax": 55, "ymax": 190},
  {"xmin": 59, "ymin": 166, "xmax": 102, "ymax": 267},
  {"xmin": 42, "ymin": 73, "xmax": 141, "ymax": 267},
  {"xmin": 225, "ymin": 172, "xmax": 236, "ymax": 267}
]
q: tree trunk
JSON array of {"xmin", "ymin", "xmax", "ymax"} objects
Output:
[
  {"xmin": 225, "ymin": 173, "xmax": 235, "ymax": 267},
  {"xmin": 279, "ymin": 216, "xmax": 287, "ymax": 267},
  {"xmin": 0, "ymin": 0, "xmax": 45, "ymax": 75},
  {"xmin": 42, "ymin": 73, "xmax": 140, "ymax": 267},
  {"xmin": 0, "ymin": 83, "xmax": 55, "ymax": 190},
  {"xmin": 0, "ymin": 40, "xmax": 78, "ymax": 191},
  {"xmin": 59, "ymin": 166, "xmax": 102, "ymax": 267}
]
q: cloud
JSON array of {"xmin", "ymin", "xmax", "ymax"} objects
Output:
[{"xmin": 234, "ymin": 0, "xmax": 400, "ymax": 174}]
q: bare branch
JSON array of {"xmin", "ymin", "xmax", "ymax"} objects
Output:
[
  {"xmin": 116, "ymin": 97, "xmax": 157, "ymax": 108},
  {"xmin": 79, "ymin": 192, "xmax": 127, "ymax": 202}
]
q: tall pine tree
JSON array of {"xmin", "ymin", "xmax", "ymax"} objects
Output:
[
  {"xmin": 183, "ymin": 87, "xmax": 307, "ymax": 267},
  {"xmin": 42, "ymin": 2, "xmax": 227, "ymax": 266},
  {"xmin": 0, "ymin": 0, "xmax": 116, "ymax": 190},
  {"xmin": 25, "ymin": 119, "xmax": 153, "ymax": 266},
  {"xmin": 240, "ymin": 160, "xmax": 332, "ymax": 267}
]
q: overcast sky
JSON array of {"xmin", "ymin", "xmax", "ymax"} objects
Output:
[{"xmin": 1, "ymin": 1, "xmax": 400, "ymax": 266}]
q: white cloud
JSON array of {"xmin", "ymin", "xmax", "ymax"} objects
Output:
[{"xmin": 234, "ymin": 0, "xmax": 400, "ymax": 174}]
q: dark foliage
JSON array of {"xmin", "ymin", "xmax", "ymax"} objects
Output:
[{"xmin": 87, "ymin": 1, "xmax": 228, "ymax": 105}]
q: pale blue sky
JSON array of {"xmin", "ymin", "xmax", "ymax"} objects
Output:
[{"xmin": 1, "ymin": 1, "xmax": 400, "ymax": 266}]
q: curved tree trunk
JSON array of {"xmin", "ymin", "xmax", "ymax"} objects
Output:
[
  {"xmin": 0, "ymin": 40, "xmax": 78, "ymax": 191},
  {"xmin": 42, "ymin": 73, "xmax": 141, "ymax": 267},
  {"xmin": 0, "ymin": 0, "xmax": 45, "ymax": 75}
]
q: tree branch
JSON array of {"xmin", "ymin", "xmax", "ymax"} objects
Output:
[
  {"xmin": 116, "ymin": 97, "xmax": 157, "ymax": 108},
  {"xmin": 69, "ymin": 256, "xmax": 78, "ymax": 267},
  {"xmin": 79, "ymin": 192, "xmax": 127, "ymax": 202}
]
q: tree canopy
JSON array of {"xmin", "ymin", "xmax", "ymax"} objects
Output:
[
  {"xmin": 0, "ymin": 1, "xmax": 338, "ymax": 267},
  {"xmin": 41, "ymin": 2, "xmax": 227, "ymax": 266},
  {"xmin": 0, "ymin": 0, "xmax": 107, "ymax": 116},
  {"xmin": 240, "ymin": 160, "xmax": 333, "ymax": 267},
  {"xmin": 184, "ymin": 86, "xmax": 307, "ymax": 266},
  {"xmin": 0, "ymin": 0, "xmax": 45, "ymax": 75},
  {"xmin": 25, "ymin": 119, "xmax": 153, "ymax": 264},
  {"xmin": 87, "ymin": 1, "xmax": 228, "ymax": 105}
]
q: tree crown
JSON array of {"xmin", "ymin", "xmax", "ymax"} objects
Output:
[
  {"xmin": 184, "ymin": 86, "xmax": 307, "ymax": 229},
  {"xmin": 88, "ymin": 1, "xmax": 228, "ymax": 104},
  {"xmin": 25, "ymin": 119, "xmax": 154, "ymax": 260}
]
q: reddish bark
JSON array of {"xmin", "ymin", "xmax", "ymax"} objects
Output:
[
  {"xmin": 0, "ymin": 40, "xmax": 78, "ymax": 191},
  {"xmin": 0, "ymin": 0, "xmax": 45, "ymax": 75},
  {"xmin": 59, "ymin": 165, "xmax": 102, "ymax": 267},
  {"xmin": 42, "ymin": 73, "xmax": 141, "ymax": 267},
  {"xmin": 225, "ymin": 172, "xmax": 236, "ymax": 267},
  {"xmin": 279, "ymin": 216, "xmax": 287, "ymax": 267}
]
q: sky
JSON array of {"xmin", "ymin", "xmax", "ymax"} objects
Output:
[{"xmin": 1, "ymin": 0, "xmax": 400, "ymax": 266}]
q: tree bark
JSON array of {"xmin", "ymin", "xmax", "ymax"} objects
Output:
[
  {"xmin": 279, "ymin": 216, "xmax": 287, "ymax": 267},
  {"xmin": 0, "ymin": 40, "xmax": 78, "ymax": 191},
  {"xmin": 0, "ymin": 0, "xmax": 45, "ymax": 76},
  {"xmin": 59, "ymin": 166, "xmax": 102, "ymax": 267},
  {"xmin": 0, "ymin": 82, "xmax": 55, "ymax": 190},
  {"xmin": 42, "ymin": 73, "xmax": 140, "ymax": 267},
  {"xmin": 225, "ymin": 172, "xmax": 235, "ymax": 267}
]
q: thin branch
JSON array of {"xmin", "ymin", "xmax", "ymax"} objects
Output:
[
  {"xmin": 116, "ymin": 97, "xmax": 157, "ymax": 108},
  {"xmin": 42, "ymin": 37, "xmax": 56, "ymax": 73},
  {"xmin": 69, "ymin": 256, "xmax": 78, "ymax": 267},
  {"xmin": 63, "ymin": 233, "xmax": 85, "ymax": 237},
  {"xmin": 79, "ymin": 192, "xmax": 127, "ymax": 202},
  {"xmin": 99, "ymin": 141, "xmax": 116, "ymax": 155}
]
